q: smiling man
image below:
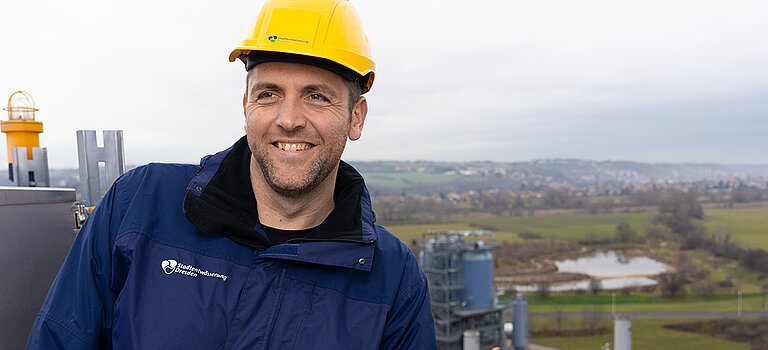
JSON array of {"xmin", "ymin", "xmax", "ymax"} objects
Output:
[
  {"xmin": 25, "ymin": 0, "xmax": 436, "ymax": 349},
  {"xmin": 244, "ymin": 61, "xmax": 366, "ymax": 229}
]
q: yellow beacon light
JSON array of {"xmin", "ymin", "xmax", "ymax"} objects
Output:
[{"xmin": 1, "ymin": 91, "xmax": 43, "ymax": 181}]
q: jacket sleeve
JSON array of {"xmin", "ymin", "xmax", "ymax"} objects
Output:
[
  {"xmin": 379, "ymin": 256, "xmax": 438, "ymax": 350},
  {"xmin": 25, "ymin": 178, "xmax": 128, "ymax": 349}
]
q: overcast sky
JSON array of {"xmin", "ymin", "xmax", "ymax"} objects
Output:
[{"xmin": 1, "ymin": 0, "xmax": 767, "ymax": 168}]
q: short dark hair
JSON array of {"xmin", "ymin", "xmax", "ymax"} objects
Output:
[{"xmin": 344, "ymin": 78, "xmax": 362, "ymax": 113}]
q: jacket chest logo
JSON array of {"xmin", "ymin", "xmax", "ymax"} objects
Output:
[{"xmin": 161, "ymin": 259, "xmax": 228, "ymax": 282}]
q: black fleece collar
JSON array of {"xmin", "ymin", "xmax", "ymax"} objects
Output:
[{"xmin": 182, "ymin": 136, "xmax": 367, "ymax": 251}]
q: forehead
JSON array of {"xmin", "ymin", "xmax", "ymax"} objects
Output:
[{"xmin": 246, "ymin": 61, "xmax": 347, "ymax": 88}]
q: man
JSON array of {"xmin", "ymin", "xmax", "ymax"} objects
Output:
[{"xmin": 25, "ymin": 0, "xmax": 437, "ymax": 349}]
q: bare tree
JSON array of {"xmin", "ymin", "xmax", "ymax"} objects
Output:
[
  {"xmin": 614, "ymin": 223, "xmax": 638, "ymax": 243},
  {"xmin": 658, "ymin": 272, "xmax": 687, "ymax": 297},
  {"xmin": 589, "ymin": 279, "xmax": 603, "ymax": 295},
  {"xmin": 581, "ymin": 306, "xmax": 605, "ymax": 335},
  {"xmin": 553, "ymin": 305, "xmax": 566, "ymax": 331},
  {"xmin": 537, "ymin": 281, "xmax": 551, "ymax": 298}
]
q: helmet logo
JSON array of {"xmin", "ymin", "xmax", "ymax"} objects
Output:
[{"xmin": 266, "ymin": 35, "xmax": 309, "ymax": 45}]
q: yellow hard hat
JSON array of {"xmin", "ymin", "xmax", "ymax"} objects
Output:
[{"xmin": 230, "ymin": 0, "xmax": 375, "ymax": 94}]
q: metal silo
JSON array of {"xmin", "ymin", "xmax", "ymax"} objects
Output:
[
  {"xmin": 461, "ymin": 249, "xmax": 494, "ymax": 310},
  {"xmin": 419, "ymin": 231, "xmax": 506, "ymax": 350}
]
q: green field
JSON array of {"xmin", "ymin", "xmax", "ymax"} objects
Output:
[
  {"xmin": 518, "ymin": 293, "xmax": 765, "ymax": 349},
  {"xmin": 702, "ymin": 207, "xmax": 768, "ymax": 249},
  {"xmin": 384, "ymin": 222, "xmax": 524, "ymax": 247},
  {"xmin": 531, "ymin": 318, "xmax": 750, "ymax": 350},
  {"xmin": 498, "ymin": 293, "xmax": 767, "ymax": 313},
  {"xmin": 386, "ymin": 206, "xmax": 768, "ymax": 250},
  {"xmin": 386, "ymin": 213, "xmax": 654, "ymax": 246},
  {"xmin": 456, "ymin": 213, "xmax": 654, "ymax": 242}
]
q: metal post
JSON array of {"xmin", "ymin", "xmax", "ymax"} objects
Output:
[
  {"xmin": 11, "ymin": 147, "xmax": 49, "ymax": 187},
  {"xmin": 738, "ymin": 290, "xmax": 742, "ymax": 317},
  {"xmin": 612, "ymin": 292, "xmax": 616, "ymax": 317},
  {"xmin": 463, "ymin": 330, "xmax": 480, "ymax": 350},
  {"xmin": 76, "ymin": 130, "xmax": 125, "ymax": 206}
]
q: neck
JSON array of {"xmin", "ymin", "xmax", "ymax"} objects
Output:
[{"xmin": 249, "ymin": 157, "xmax": 337, "ymax": 230}]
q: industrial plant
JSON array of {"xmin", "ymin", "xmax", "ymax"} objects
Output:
[{"xmin": 418, "ymin": 230, "xmax": 529, "ymax": 350}]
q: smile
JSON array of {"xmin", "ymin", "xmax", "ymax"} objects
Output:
[{"xmin": 273, "ymin": 142, "xmax": 314, "ymax": 152}]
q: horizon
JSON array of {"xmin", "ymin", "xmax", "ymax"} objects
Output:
[
  {"xmin": 35, "ymin": 157, "xmax": 768, "ymax": 172},
  {"xmin": 36, "ymin": 157, "xmax": 768, "ymax": 171}
]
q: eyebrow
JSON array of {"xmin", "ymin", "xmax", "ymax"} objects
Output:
[{"xmin": 250, "ymin": 82, "xmax": 281, "ymax": 92}]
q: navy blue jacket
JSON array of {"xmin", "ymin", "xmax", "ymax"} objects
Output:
[{"xmin": 26, "ymin": 137, "xmax": 436, "ymax": 349}]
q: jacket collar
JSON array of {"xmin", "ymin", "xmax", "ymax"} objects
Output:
[{"xmin": 182, "ymin": 136, "xmax": 376, "ymax": 269}]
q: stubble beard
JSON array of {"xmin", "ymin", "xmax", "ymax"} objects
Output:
[{"xmin": 248, "ymin": 138, "xmax": 342, "ymax": 198}]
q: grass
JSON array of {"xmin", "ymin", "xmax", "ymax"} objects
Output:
[
  {"xmin": 701, "ymin": 207, "xmax": 768, "ymax": 250},
  {"xmin": 384, "ymin": 223, "xmax": 526, "ymax": 247},
  {"xmin": 682, "ymin": 248, "xmax": 768, "ymax": 293},
  {"xmin": 497, "ymin": 293, "xmax": 768, "ymax": 313},
  {"xmin": 386, "ymin": 206, "xmax": 768, "ymax": 249},
  {"xmin": 531, "ymin": 318, "xmax": 751, "ymax": 350},
  {"xmin": 454, "ymin": 213, "xmax": 655, "ymax": 243},
  {"xmin": 386, "ymin": 213, "xmax": 655, "ymax": 245},
  {"xmin": 518, "ymin": 293, "xmax": 764, "ymax": 349}
]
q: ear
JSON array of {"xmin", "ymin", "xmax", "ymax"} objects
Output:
[{"xmin": 348, "ymin": 97, "xmax": 368, "ymax": 141}]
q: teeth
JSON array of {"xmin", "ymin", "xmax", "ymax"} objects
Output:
[{"xmin": 276, "ymin": 142, "xmax": 312, "ymax": 151}]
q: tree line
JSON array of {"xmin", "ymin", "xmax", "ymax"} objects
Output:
[{"xmin": 651, "ymin": 192, "xmax": 768, "ymax": 276}]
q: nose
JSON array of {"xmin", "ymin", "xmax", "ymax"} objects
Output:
[{"xmin": 276, "ymin": 96, "xmax": 307, "ymax": 131}]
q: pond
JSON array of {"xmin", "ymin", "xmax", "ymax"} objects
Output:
[{"xmin": 513, "ymin": 250, "xmax": 671, "ymax": 292}]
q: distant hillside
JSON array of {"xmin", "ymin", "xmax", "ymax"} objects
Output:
[
  {"xmin": 352, "ymin": 160, "xmax": 768, "ymax": 180},
  {"xmin": 3, "ymin": 160, "xmax": 767, "ymax": 195},
  {"xmin": 349, "ymin": 160, "xmax": 768, "ymax": 195}
]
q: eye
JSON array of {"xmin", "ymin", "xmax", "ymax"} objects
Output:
[
  {"xmin": 258, "ymin": 91, "xmax": 276, "ymax": 100},
  {"xmin": 308, "ymin": 93, "xmax": 329, "ymax": 102}
]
